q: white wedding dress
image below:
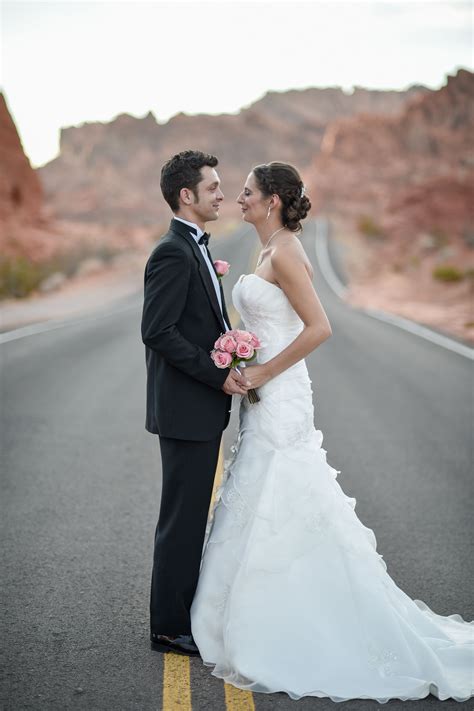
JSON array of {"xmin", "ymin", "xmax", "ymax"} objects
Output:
[{"xmin": 190, "ymin": 273, "xmax": 473, "ymax": 703}]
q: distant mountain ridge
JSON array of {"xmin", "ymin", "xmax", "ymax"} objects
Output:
[
  {"xmin": 1, "ymin": 72, "xmax": 472, "ymax": 342},
  {"xmin": 307, "ymin": 68, "xmax": 473, "ymax": 239},
  {"xmin": 38, "ymin": 82, "xmax": 427, "ymax": 225}
]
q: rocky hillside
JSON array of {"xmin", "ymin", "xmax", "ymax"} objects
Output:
[
  {"xmin": 3, "ymin": 71, "xmax": 471, "ymax": 343},
  {"xmin": 0, "ymin": 94, "xmax": 47, "ymax": 254},
  {"xmin": 307, "ymin": 68, "xmax": 473, "ymax": 222},
  {"xmin": 306, "ymin": 69, "xmax": 474, "ymax": 343},
  {"xmin": 39, "ymin": 84, "xmax": 426, "ymax": 226},
  {"xmin": 0, "ymin": 95, "xmax": 153, "ymax": 297}
]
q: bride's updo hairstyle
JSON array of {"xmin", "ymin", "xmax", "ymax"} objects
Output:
[{"xmin": 253, "ymin": 162, "xmax": 311, "ymax": 233}]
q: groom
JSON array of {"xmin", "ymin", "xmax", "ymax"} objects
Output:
[{"xmin": 141, "ymin": 150, "xmax": 249, "ymax": 656}]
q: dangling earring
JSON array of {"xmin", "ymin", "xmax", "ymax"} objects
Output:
[{"xmin": 266, "ymin": 205, "xmax": 272, "ymax": 221}]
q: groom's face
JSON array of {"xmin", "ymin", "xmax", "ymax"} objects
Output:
[{"xmin": 189, "ymin": 166, "xmax": 224, "ymax": 224}]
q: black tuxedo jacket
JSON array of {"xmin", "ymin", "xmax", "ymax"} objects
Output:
[{"xmin": 141, "ymin": 218, "xmax": 232, "ymax": 440}]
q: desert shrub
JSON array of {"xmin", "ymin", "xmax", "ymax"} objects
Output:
[
  {"xmin": 357, "ymin": 215, "xmax": 385, "ymax": 240},
  {"xmin": 0, "ymin": 242, "xmax": 124, "ymax": 299},
  {"xmin": 0, "ymin": 256, "xmax": 47, "ymax": 298},
  {"xmin": 432, "ymin": 264, "xmax": 464, "ymax": 282}
]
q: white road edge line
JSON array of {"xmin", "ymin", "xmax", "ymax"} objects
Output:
[
  {"xmin": 0, "ymin": 298, "xmax": 140, "ymax": 345},
  {"xmin": 314, "ymin": 218, "xmax": 348, "ymax": 300},
  {"xmin": 0, "ymin": 227, "xmax": 254, "ymax": 346},
  {"xmin": 314, "ymin": 217, "xmax": 474, "ymax": 361}
]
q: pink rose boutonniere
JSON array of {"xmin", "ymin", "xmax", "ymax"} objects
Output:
[
  {"xmin": 211, "ymin": 328, "xmax": 262, "ymax": 404},
  {"xmin": 214, "ymin": 260, "xmax": 230, "ymax": 279}
]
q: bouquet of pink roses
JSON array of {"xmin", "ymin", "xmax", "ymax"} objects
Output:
[{"xmin": 211, "ymin": 329, "xmax": 262, "ymax": 403}]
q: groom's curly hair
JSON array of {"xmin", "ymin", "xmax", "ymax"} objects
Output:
[{"xmin": 160, "ymin": 150, "xmax": 219, "ymax": 212}]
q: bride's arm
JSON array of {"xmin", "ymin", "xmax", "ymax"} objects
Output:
[{"xmin": 244, "ymin": 245, "xmax": 332, "ymax": 388}]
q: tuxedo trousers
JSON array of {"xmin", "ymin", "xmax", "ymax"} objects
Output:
[{"xmin": 150, "ymin": 434, "xmax": 221, "ymax": 634}]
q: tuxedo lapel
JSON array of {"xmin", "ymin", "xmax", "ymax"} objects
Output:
[
  {"xmin": 169, "ymin": 219, "xmax": 226, "ymax": 332},
  {"xmin": 204, "ymin": 244, "xmax": 231, "ymax": 328},
  {"xmin": 217, "ymin": 273, "xmax": 231, "ymax": 328},
  {"xmin": 221, "ymin": 288, "xmax": 231, "ymax": 329}
]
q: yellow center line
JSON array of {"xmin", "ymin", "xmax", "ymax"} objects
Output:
[
  {"xmin": 161, "ymin": 246, "xmax": 259, "ymax": 711},
  {"xmin": 210, "ymin": 440, "xmax": 225, "ymax": 510},
  {"xmin": 163, "ymin": 653, "xmax": 192, "ymax": 711},
  {"xmin": 215, "ymin": 269, "xmax": 256, "ymax": 709},
  {"xmin": 209, "ymin": 300, "xmax": 242, "ymax": 508},
  {"xmin": 227, "ymin": 304, "xmax": 241, "ymax": 329},
  {"xmin": 224, "ymin": 683, "xmax": 256, "ymax": 710}
]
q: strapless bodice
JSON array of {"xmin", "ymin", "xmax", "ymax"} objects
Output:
[
  {"xmin": 231, "ymin": 273, "xmax": 313, "ymax": 446},
  {"xmin": 232, "ymin": 274, "xmax": 306, "ymax": 365}
]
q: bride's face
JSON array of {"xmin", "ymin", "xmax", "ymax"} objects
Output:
[{"xmin": 237, "ymin": 172, "xmax": 269, "ymax": 224}]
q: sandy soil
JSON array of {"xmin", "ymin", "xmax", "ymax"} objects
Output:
[
  {"xmin": 0, "ymin": 251, "xmax": 148, "ymax": 333},
  {"xmin": 330, "ymin": 215, "xmax": 474, "ymax": 346}
]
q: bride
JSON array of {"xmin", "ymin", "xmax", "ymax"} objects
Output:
[{"xmin": 190, "ymin": 161, "xmax": 473, "ymax": 703}]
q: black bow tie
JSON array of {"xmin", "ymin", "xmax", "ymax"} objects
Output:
[{"xmin": 198, "ymin": 232, "xmax": 211, "ymax": 246}]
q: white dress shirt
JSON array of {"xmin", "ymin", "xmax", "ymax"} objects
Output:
[{"xmin": 173, "ymin": 216, "xmax": 230, "ymax": 332}]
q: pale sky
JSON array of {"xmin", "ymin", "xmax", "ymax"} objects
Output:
[{"xmin": 1, "ymin": 0, "xmax": 472, "ymax": 167}]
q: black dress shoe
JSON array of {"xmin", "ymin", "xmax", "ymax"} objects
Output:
[{"xmin": 150, "ymin": 632, "xmax": 200, "ymax": 656}]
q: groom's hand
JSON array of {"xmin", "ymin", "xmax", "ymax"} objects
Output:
[{"xmin": 222, "ymin": 369, "xmax": 251, "ymax": 396}]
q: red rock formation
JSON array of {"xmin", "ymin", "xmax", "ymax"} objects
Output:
[
  {"xmin": 307, "ymin": 68, "xmax": 473, "ymax": 227},
  {"xmin": 383, "ymin": 176, "xmax": 474, "ymax": 245},
  {"xmin": 0, "ymin": 94, "xmax": 155, "ymax": 269},
  {"xmin": 0, "ymin": 93, "xmax": 58, "ymax": 264},
  {"xmin": 306, "ymin": 69, "xmax": 474, "ymax": 344},
  {"xmin": 0, "ymin": 93, "xmax": 43, "ymax": 224},
  {"xmin": 39, "ymin": 84, "xmax": 426, "ymax": 226}
]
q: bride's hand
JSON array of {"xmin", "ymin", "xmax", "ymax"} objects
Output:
[{"xmin": 242, "ymin": 364, "xmax": 271, "ymax": 389}]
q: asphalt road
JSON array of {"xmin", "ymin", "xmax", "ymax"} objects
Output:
[{"xmin": 1, "ymin": 222, "xmax": 472, "ymax": 711}]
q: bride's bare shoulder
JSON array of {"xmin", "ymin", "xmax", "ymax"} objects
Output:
[{"xmin": 271, "ymin": 235, "xmax": 314, "ymax": 280}]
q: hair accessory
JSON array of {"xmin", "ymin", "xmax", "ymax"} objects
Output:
[{"xmin": 300, "ymin": 185, "xmax": 306, "ymax": 198}]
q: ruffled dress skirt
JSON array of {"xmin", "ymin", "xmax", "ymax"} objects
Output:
[{"xmin": 191, "ymin": 364, "xmax": 473, "ymax": 703}]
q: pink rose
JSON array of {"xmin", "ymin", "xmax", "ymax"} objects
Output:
[
  {"xmin": 249, "ymin": 333, "xmax": 261, "ymax": 348},
  {"xmin": 235, "ymin": 329, "xmax": 252, "ymax": 343},
  {"xmin": 214, "ymin": 260, "xmax": 230, "ymax": 278},
  {"xmin": 219, "ymin": 334, "xmax": 237, "ymax": 353},
  {"xmin": 235, "ymin": 342, "xmax": 254, "ymax": 359},
  {"xmin": 211, "ymin": 350, "xmax": 233, "ymax": 368}
]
